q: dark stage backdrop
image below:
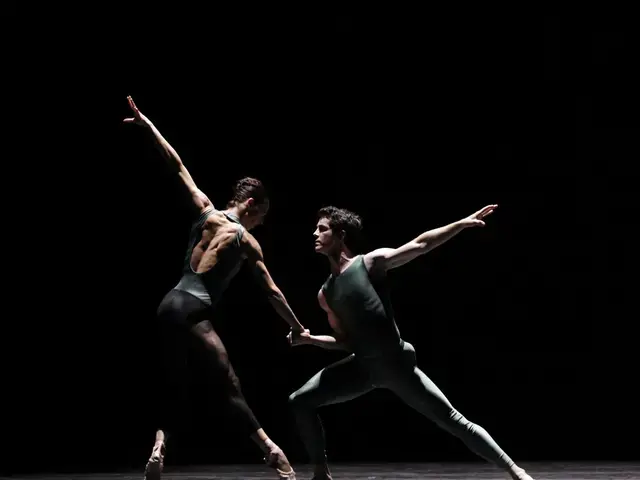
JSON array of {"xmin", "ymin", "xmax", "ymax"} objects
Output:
[{"xmin": 4, "ymin": 6, "xmax": 638, "ymax": 475}]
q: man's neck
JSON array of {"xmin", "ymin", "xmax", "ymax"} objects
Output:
[
  {"xmin": 327, "ymin": 249, "xmax": 355, "ymax": 276},
  {"xmin": 224, "ymin": 205, "xmax": 244, "ymax": 221}
]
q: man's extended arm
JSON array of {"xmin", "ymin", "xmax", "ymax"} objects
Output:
[
  {"xmin": 365, "ymin": 204, "xmax": 498, "ymax": 271},
  {"xmin": 244, "ymin": 234, "xmax": 306, "ymax": 333},
  {"xmin": 123, "ymin": 96, "xmax": 212, "ymax": 212}
]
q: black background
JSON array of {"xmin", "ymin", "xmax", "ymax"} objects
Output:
[{"xmin": 4, "ymin": 5, "xmax": 638, "ymax": 475}]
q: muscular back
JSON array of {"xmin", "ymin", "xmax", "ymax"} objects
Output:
[
  {"xmin": 174, "ymin": 208, "xmax": 247, "ymax": 307},
  {"xmin": 190, "ymin": 210, "xmax": 247, "ymax": 274}
]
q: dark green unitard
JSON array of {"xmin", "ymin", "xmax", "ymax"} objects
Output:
[{"xmin": 288, "ymin": 255, "xmax": 515, "ymax": 469}]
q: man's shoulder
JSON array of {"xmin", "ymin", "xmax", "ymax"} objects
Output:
[{"xmin": 359, "ymin": 250, "xmax": 389, "ymax": 278}]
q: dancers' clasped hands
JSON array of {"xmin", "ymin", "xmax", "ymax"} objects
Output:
[{"xmin": 288, "ymin": 328, "xmax": 312, "ymax": 347}]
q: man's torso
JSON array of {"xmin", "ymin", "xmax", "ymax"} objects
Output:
[{"xmin": 322, "ymin": 255, "xmax": 403, "ymax": 358}]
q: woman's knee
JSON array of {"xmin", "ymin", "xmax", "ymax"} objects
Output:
[
  {"xmin": 205, "ymin": 353, "xmax": 242, "ymax": 395},
  {"xmin": 400, "ymin": 341, "xmax": 417, "ymax": 367}
]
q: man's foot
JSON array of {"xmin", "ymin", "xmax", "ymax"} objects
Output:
[
  {"xmin": 516, "ymin": 474, "xmax": 535, "ymax": 480},
  {"xmin": 514, "ymin": 474, "xmax": 534, "ymax": 480},
  {"xmin": 144, "ymin": 442, "xmax": 165, "ymax": 480},
  {"xmin": 264, "ymin": 445, "xmax": 296, "ymax": 479},
  {"xmin": 311, "ymin": 458, "xmax": 332, "ymax": 479},
  {"xmin": 511, "ymin": 466, "xmax": 535, "ymax": 480}
]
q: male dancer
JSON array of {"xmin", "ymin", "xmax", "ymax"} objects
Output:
[
  {"xmin": 288, "ymin": 205, "xmax": 535, "ymax": 480},
  {"xmin": 124, "ymin": 96, "xmax": 303, "ymax": 480}
]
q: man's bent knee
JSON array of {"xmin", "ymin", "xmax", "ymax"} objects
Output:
[{"xmin": 288, "ymin": 391, "xmax": 306, "ymax": 411}]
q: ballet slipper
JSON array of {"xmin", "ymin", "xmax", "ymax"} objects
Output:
[
  {"xmin": 264, "ymin": 448, "xmax": 297, "ymax": 479},
  {"xmin": 144, "ymin": 441, "xmax": 165, "ymax": 480}
]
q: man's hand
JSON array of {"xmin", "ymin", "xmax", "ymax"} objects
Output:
[
  {"xmin": 287, "ymin": 328, "xmax": 311, "ymax": 347},
  {"xmin": 123, "ymin": 95, "xmax": 151, "ymax": 127},
  {"xmin": 459, "ymin": 204, "xmax": 498, "ymax": 228}
]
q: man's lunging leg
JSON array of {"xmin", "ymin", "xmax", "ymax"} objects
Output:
[
  {"xmin": 386, "ymin": 345, "xmax": 534, "ymax": 480},
  {"xmin": 288, "ymin": 355, "xmax": 374, "ymax": 480}
]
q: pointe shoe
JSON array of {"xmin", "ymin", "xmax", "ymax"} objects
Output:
[
  {"xmin": 264, "ymin": 447, "xmax": 296, "ymax": 480},
  {"xmin": 144, "ymin": 442, "xmax": 165, "ymax": 480}
]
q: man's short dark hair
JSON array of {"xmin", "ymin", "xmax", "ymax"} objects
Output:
[
  {"xmin": 317, "ymin": 205, "xmax": 363, "ymax": 252},
  {"xmin": 227, "ymin": 177, "xmax": 269, "ymax": 210}
]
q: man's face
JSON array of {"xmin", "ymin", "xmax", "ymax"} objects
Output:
[{"xmin": 313, "ymin": 217, "xmax": 341, "ymax": 254}]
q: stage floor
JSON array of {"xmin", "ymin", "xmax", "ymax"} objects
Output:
[{"xmin": 5, "ymin": 462, "xmax": 638, "ymax": 479}]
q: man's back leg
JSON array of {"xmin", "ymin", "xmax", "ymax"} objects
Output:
[{"xmin": 384, "ymin": 343, "xmax": 534, "ymax": 480}]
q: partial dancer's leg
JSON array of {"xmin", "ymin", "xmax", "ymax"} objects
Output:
[
  {"xmin": 190, "ymin": 319, "xmax": 296, "ymax": 479},
  {"xmin": 385, "ymin": 343, "xmax": 534, "ymax": 480},
  {"xmin": 145, "ymin": 290, "xmax": 193, "ymax": 480},
  {"xmin": 288, "ymin": 355, "xmax": 374, "ymax": 480}
]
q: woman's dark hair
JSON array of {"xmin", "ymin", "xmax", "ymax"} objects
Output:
[{"xmin": 227, "ymin": 177, "xmax": 269, "ymax": 210}]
